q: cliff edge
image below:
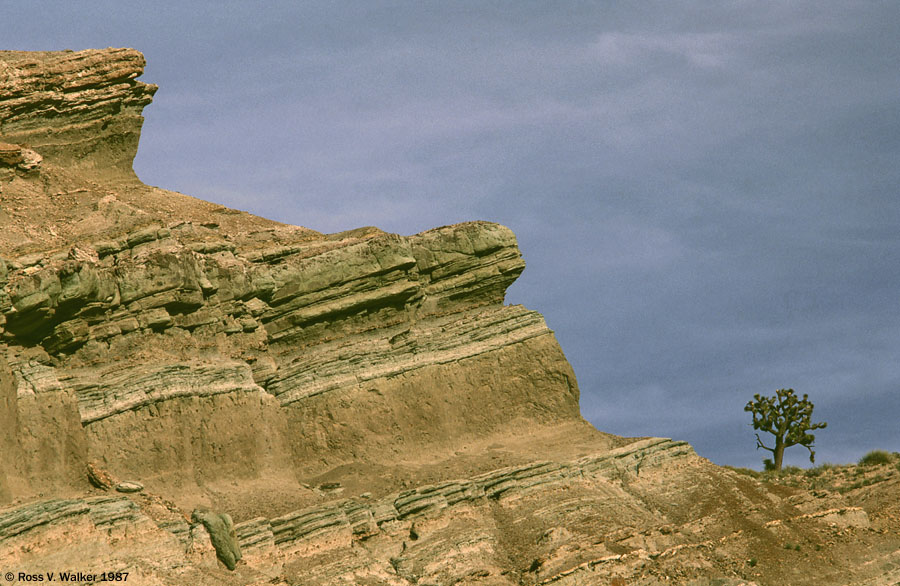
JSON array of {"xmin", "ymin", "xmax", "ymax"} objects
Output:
[{"xmin": 1, "ymin": 49, "xmax": 898, "ymax": 586}]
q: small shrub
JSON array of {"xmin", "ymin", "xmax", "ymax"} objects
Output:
[
  {"xmin": 784, "ymin": 542, "xmax": 794, "ymax": 550},
  {"xmin": 748, "ymin": 558, "xmax": 758, "ymax": 567},
  {"xmin": 859, "ymin": 450, "xmax": 893, "ymax": 467},
  {"xmin": 794, "ymin": 544, "xmax": 801, "ymax": 551}
]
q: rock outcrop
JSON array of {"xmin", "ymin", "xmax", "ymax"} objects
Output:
[
  {"xmin": 192, "ymin": 509, "xmax": 242, "ymax": 570},
  {"xmin": 0, "ymin": 48, "xmax": 155, "ymax": 173},
  {"xmin": 1, "ymin": 48, "xmax": 898, "ymax": 585}
]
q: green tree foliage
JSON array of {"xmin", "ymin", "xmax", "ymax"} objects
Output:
[{"xmin": 744, "ymin": 389, "xmax": 827, "ymax": 471}]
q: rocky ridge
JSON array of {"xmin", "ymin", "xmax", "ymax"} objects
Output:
[{"xmin": 1, "ymin": 48, "xmax": 898, "ymax": 585}]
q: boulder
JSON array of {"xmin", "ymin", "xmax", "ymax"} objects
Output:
[{"xmin": 191, "ymin": 509, "xmax": 242, "ymax": 571}]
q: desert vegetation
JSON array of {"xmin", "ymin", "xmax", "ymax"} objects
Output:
[
  {"xmin": 727, "ymin": 450, "xmax": 900, "ymax": 493},
  {"xmin": 745, "ymin": 388, "xmax": 827, "ymax": 471}
]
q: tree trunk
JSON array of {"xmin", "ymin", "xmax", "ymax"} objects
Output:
[{"xmin": 774, "ymin": 436, "xmax": 785, "ymax": 471}]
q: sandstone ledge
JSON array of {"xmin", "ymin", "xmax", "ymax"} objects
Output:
[{"xmin": 0, "ymin": 48, "xmax": 156, "ymax": 172}]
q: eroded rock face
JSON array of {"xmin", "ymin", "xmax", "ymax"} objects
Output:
[
  {"xmin": 1, "ymin": 48, "xmax": 898, "ymax": 586},
  {"xmin": 0, "ymin": 50, "xmax": 583, "ymax": 505},
  {"xmin": 0, "ymin": 48, "xmax": 156, "ymax": 173},
  {"xmin": 0, "ymin": 214, "xmax": 579, "ymax": 492}
]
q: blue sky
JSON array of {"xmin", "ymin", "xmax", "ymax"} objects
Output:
[{"xmin": 6, "ymin": 1, "xmax": 900, "ymax": 468}]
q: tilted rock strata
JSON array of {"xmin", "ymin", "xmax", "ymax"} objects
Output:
[
  {"xmin": 0, "ymin": 220, "xmax": 524, "ymax": 358},
  {"xmin": 0, "ymin": 48, "xmax": 578, "ymax": 505},
  {"xmin": 263, "ymin": 438, "xmax": 694, "ymax": 550},
  {"xmin": 1, "ymin": 440, "xmax": 891, "ymax": 586},
  {"xmin": 0, "ymin": 214, "xmax": 579, "ymax": 493},
  {"xmin": 0, "ymin": 48, "xmax": 156, "ymax": 173},
  {"xmin": 3, "ymin": 47, "xmax": 899, "ymax": 586}
]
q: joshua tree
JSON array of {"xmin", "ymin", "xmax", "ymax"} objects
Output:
[{"xmin": 745, "ymin": 388, "xmax": 827, "ymax": 471}]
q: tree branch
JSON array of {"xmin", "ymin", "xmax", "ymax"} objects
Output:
[
  {"xmin": 801, "ymin": 442, "xmax": 816, "ymax": 463},
  {"xmin": 754, "ymin": 433, "xmax": 774, "ymax": 454}
]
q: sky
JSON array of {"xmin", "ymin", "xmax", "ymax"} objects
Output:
[{"xmin": 5, "ymin": 1, "xmax": 900, "ymax": 469}]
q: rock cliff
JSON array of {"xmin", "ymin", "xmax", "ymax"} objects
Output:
[{"xmin": 1, "ymin": 48, "xmax": 898, "ymax": 586}]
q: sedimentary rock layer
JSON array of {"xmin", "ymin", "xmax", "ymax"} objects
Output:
[
  {"xmin": 1, "ymin": 439, "xmax": 890, "ymax": 586},
  {"xmin": 4, "ymin": 47, "xmax": 898, "ymax": 586},
  {"xmin": 0, "ymin": 48, "xmax": 156, "ymax": 172},
  {"xmin": 0, "ymin": 48, "xmax": 580, "ymax": 502}
]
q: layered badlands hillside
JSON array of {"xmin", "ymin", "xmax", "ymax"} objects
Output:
[{"xmin": 1, "ymin": 49, "xmax": 898, "ymax": 586}]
